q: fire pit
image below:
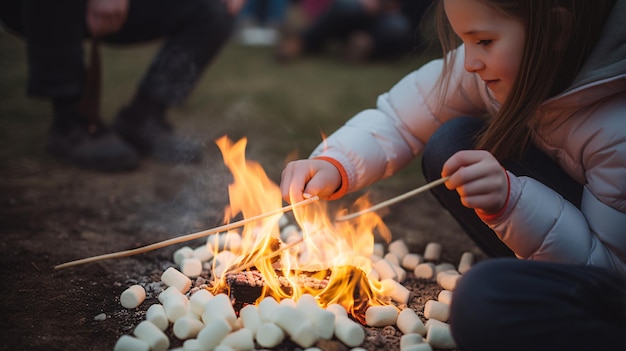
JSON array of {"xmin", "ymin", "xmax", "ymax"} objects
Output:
[{"xmin": 107, "ymin": 137, "xmax": 468, "ymax": 351}]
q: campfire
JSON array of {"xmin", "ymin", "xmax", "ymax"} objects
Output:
[
  {"xmin": 110, "ymin": 136, "xmax": 464, "ymax": 351},
  {"xmin": 206, "ymin": 136, "xmax": 392, "ymax": 321}
]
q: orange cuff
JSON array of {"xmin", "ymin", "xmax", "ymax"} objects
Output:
[
  {"xmin": 476, "ymin": 168, "xmax": 510, "ymax": 221},
  {"xmin": 313, "ymin": 156, "xmax": 349, "ymax": 200}
]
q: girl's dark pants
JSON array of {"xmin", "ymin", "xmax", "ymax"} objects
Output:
[{"xmin": 421, "ymin": 116, "xmax": 626, "ymax": 350}]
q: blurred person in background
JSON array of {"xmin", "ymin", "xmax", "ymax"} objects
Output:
[
  {"xmin": 0, "ymin": 0, "xmax": 246, "ymax": 172},
  {"xmin": 237, "ymin": 0, "xmax": 289, "ymax": 46},
  {"xmin": 276, "ymin": 0, "xmax": 434, "ymax": 63}
]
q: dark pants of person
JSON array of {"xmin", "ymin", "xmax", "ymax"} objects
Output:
[
  {"xmin": 451, "ymin": 259, "xmax": 626, "ymax": 351},
  {"xmin": 300, "ymin": 0, "xmax": 416, "ymax": 59},
  {"xmin": 421, "ymin": 116, "xmax": 626, "ymax": 350},
  {"xmin": 0, "ymin": 0, "xmax": 234, "ymax": 105}
]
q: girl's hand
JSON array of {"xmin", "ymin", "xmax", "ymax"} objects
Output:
[
  {"xmin": 442, "ymin": 150, "xmax": 509, "ymax": 215},
  {"xmin": 86, "ymin": 0, "xmax": 129, "ymax": 38},
  {"xmin": 280, "ymin": 159, "xmax": 342, "ymax": 203}
]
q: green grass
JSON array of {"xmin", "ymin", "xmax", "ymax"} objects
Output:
[{"xmin": 0, "ymin": 31, "xmax": 430, "ymax": 186}]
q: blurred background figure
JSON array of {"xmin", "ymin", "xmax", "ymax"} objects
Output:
[
  {"xmin": 0, "ymin": 0, "xmax": 244, "ymax": 172},
  {"xmin": 276, "ymin": 0, "xmax": 434, "ymax": 63},
  {"xmin": 299, "ymin": 0, "xmax": 334, "ymax": 23},
  {"xmin": 237, "ymin": 0, "xmax": 290, "ymax": 46}
]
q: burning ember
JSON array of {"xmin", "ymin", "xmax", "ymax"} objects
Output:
[{"xmin": 207, "ymin": 136, "xmax": 392, "ymax": 322}]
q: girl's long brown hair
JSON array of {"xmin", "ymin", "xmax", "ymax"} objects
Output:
[{"xmin": 434, "ymin": 0, "xmax": 615, "ymax": 160}]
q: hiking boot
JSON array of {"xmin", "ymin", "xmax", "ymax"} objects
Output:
[
  {"xmin": 47, "ymin": 120, "xmax": 139, "ymax": 172},
  {"xmin": 113, "ymin": 106, "xmax": 202, "ymax": 164}
]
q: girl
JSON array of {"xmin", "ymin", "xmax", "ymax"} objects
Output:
[{"xmin": 280, "ymin": 0, "xmax": 626, "ymax": 350}]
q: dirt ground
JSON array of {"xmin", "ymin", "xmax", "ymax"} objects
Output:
[{"xmin": 0, "ymin": 128, "xmax": 482, "ymax": 351}]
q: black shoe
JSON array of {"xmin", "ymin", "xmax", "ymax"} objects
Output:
[
  {"xmin": 47, "ymin": 121, "xmax": 140, "ymax": 172},
  {"xmin": 113, "ymin": 107, "xmax": 202, "ymax": 164}
]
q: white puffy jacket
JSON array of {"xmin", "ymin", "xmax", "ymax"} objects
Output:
[{"xmin": 311, "ymin": 0, "xmax": 626, "ymax": 275}]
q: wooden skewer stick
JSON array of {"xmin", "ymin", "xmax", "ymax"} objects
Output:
[
  {"xmin": 334, "ymin": 177, "xmax": 450, "ymax": 222},
  {"xmin": 227, "ymin": 237, "xmax": 305, "ymax": 274},
  {"xmin": 54, "ymin": 196, "xmax": 319, "ymax": 270}
]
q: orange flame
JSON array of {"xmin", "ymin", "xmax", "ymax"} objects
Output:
[{"xmin": 210, "ymin": 136, "xmax": 391, "ymax": 322}]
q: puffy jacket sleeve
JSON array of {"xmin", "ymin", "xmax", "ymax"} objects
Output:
[
  {"xmin": 482, "ymin": 97, "xmax": 626, "ymax": 275},
  {"xmin": 310, "ymin": 47, "xmax": 487, "ymax": 195}
]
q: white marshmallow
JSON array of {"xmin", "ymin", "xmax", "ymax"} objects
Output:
[
  {"xmin": 189, "ymin": 289, "xmax": 213, "ymax": 315},
  {"xmin": 114, "ymin": 335, "xmax": 150, "ymax": 351},
  {"xmin": 365, "ymin": 305, "xmax": 398, "ymax": 327},
  {"xmin": 392, "ymin": 263, "xmax": 407, "ymax": 283},
  {"xmin": 274, "ymin": 305, "xmax": 318, "ymax": 348},
  {"xmin": 396, "ymin": 308, "xmax": 426, "ymax": 336},
  {"xmin": 413, "ymin": 262, "xmax": 436, "ymax": 280},
  {"xmin": 162, "ymin": 289, "xmax": 189, "ymax": 323},
  {"xmin": 401, "ymin": 253, "xmax": 423, "ymax": 271},
  {"xmin": 133, "ymin": 321, "xmax": 170, "ymax": 351},
  {"xmin": 373, "ymin": 259, "xmax": 397, "ymax": 281},
  {"xmin": 334, "ymin": 316, "xmax": 365, "ymax": 347},
  {"xmin": 193, "ymin": 244, "xmax": 214, "ymax": 262},
  {"xmin": 158, "ymin": 286, "xmax": 181, "ymax": 304},
  {"xmin": 381, "ymin": 278, "xmax": 410, "ymax": 304},
  {"xmin": 202, "ymin": 293, "xmax": 237, "ymax": 328},
  {"xmin": 173, "ymin": 246, "xmax": 195, "ymax": 266},
  {"xmin": 214, "ymin": 346, "xmax": 235, "ymax": 351},
  {"xmin": 434, "ymin": 263, "xmax": 456, "ymax": 276},
  {"xmin": 423, "ymin": 242, "xmax": 442, "ymax": 262},
  {"xmin": 161, "ymin": 267, "xmax": 192, "ymax": 294},
  {"xmin": 425, "ymin": 318, "xmax": 447, "ymax": 329},
  {"xmin": 400, "ymin": 333, "xmax": 425, "ymax": 349},
  {"xmin": 437, "ymin": 290, "xmax": 453, "ymax": 305},
  {"xmin": 426, "ymin": 321, "xmax": 456, "ymax": 349},
  {"xmin": 182, "ymin": 339, "xmax": 204, "ymax": 351},
  {"xmin": 219, "ymin": 328, "xmax": 254, "ymax": 350},
  {"xmin": 181, "ymin": 257, "xmax": 203, "ymax": 278},
  {"xmin": 146, "ymin": 304, "xmax": 169, "ymax": 331},
  {"xmin": 437, "ymin": 270, "xmax": 461, "ymax": 291},
  {"xmin": 221, "ymin": 231, "xmax": 242, "ymax": 253},
  {"xmin": 239, "ymin": 305, "xmax": 262, "ymax": 338},
  {"xmin": 326, "ymin": 303, "xmax": 348, "ymax": 318},
  {"xmin": 384, "ymin": 252, "xmax": 400, "ymax": 266},
  {"xmin": 458, "ymin": 251, "xmax": 474, "ymax": 274},
  {"xmin": 279, "ymin": 298, "xmax": 296, "ymax": 308},
  {"xmin": 403, "ymin": 344, "xmax": 434, "ymax": 351},
  {"xmin": 423, "ymin": 300, "xmax": 449, "ymax": 322},
  {"xmin": 186, "ymin": 308, "xmax": 202, "ymax": 321},
  {"xmin": 213, "ymin": 264, "xmax": 228, "ymax": 278},
  {"xmin": 258, "ymin": 296, "xmax": 280, "ymax": 323},
  {"xmin": 214, "ymin": 250, "xmax": 237, "ymax": 268},
  {"xmin": 120, "ymin": 284, "xmax": 146, "ymax": 309},
  {"xmin": 209, "ymin": 231, "xmax": 242, "ymax": 252},
  {"xmin": 296, "ymin": 295, "xmax": 335, "ymax": 339},
  {"xmin": 256, "ymin": 322, "xmax": 285, "ymax": 348},
  {"xmin": 197, "ymin": 318, "xmax": 232, "ymax": 350},
  {"xmin": 173, "ymin": 317, "xmax": 204, "ymax": 340},
  {"xmin": 388, "ymin": 239, "xmax": 410, "ymax": 261}
]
